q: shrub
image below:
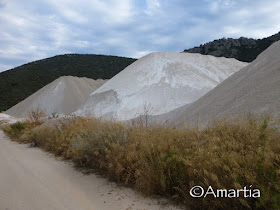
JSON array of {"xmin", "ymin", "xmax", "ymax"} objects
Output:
[
  {"xmin": 27, "ymin": 108, "xmax": 46, "ymax": 125},
  {"xmin": 10, "ymin": 121, "xmax": 26, "ymax": 131},
  {"xmin": 49, "ymin": 111, "xmax": 59, "ymax": 119},
  {"xmin": 4, "ymin": 121, "xmax": 27, "ymax": 139}
]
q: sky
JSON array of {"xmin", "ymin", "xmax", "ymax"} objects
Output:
[{"xmin": 0, "ymin": 0, "xmax": 280, "ymax": 72}]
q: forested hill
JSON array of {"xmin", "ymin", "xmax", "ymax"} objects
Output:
[
  {"xmin": 184, "ymin": 32, "xmax": 280, "ymax": 62},
  {"xmin": 0, "ymin": 54, "xmax": 136, "ymax": 111}
]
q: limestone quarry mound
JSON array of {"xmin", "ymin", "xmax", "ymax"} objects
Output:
[
  {"xmin": 0, "ymin": 113, "xmax": 23, "ymax": 126},
  {"xmin": 5, "ymin": 76, "xmax": 107, "ymax": 118},
  {"xmin": 76, "ymin": 52, "xmax": 247, "ymax": 120},
  {"xmin": 163, "ymin": 40, "xmax": 280, "ymax": 127}
]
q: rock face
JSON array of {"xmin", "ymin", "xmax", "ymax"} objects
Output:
[
  {"xmin": 184, "ymin": 32, "xmax": 280, "ymax": 62},
  {"xmin": 166, "ymin": 40, "xmax": 280, "ymax": 127},
  {"xmin": 5, "ymin": 76, "xmax": 107, "ymax": 118},
  {"xmin": 76, "ymin": 52, "xmax": 247, "ymax": 121}
]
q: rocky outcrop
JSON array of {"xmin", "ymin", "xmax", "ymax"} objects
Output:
[{"xmin": 184, "ymin": 32, "xmax": 280, "ymax": 62}]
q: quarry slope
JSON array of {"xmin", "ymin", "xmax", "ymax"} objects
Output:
[
  {"xmin": 165, "ymin": 40, "xmax": 280, "ymax": 127},
  {"xmin": 5, "ymin": 76, "xmax": 107, "ymax": 118},
  {"xmin": 76, "ymin": 52, "xmax": 247, "ymax": 120}
]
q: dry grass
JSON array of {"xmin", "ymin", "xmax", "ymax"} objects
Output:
[
  {"xmin": 27, "ymin": 108, "xmax": 47, "ymax": 125},
  {"xmin": 3, "ymin": 114, "xmax": 280, "ymax": 209}
]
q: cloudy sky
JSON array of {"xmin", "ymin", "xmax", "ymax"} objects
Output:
[{"xmin": 0, "ymin": 0, "xmax": 280, "ymax": 72}]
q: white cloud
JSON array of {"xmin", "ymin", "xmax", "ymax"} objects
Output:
[
  {"xmin": 145, "ymin": 0, "xmax": 161, "ymax": 15},
  {"xmin": 205, "ymin": 0, "xmax": 235, "ymax": 13},
  {"xmin": 220, "ymin": 0, "xmax": 280, "ymax": 38},
  {"xmin": 131, "ymin": 50, "xmax": 152, "ymax": 58},
  {"xmin": 1, "ymin": 0, "xmax": 280, "ymax": 72},
  {"xmin": 45, "ymin": 0, "xmax": 134, "ymax": 24},
  {"xmin": 0, "ymin": 64, "xmax": 14, "ymax": 71}
]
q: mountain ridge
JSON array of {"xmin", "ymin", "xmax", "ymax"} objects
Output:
[{"xmin": 184, "ymin": 31, "xmax": 280, "ymax": 62}]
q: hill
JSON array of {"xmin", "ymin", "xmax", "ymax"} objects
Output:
[
  {"xmin": 0, "ymin": 54, "xmax": 136, "ymax": 111},
  {"xmin": 5, "ymin": 76, "xmax": 107, "ymax": 118},
  {"xmin": 167, "ymin": 40, "xmax": 280, "ymax": 127},
  {"xmin": 75, "ymin": 52, "xmax": 247, "ymax": 120},
  {"xmin": 184, "ymin": 31, "xmax": 280, "ymax": 62}
]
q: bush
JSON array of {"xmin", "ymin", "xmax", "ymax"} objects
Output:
[
  {"xmin": 10, "ymin": 121, "xmax": 26, "ymax": 131},
  {"xmin": 49, "ymin": 111, "xmax": 59, "ymax": 119},
  {"xmin": 27, "ymin": 108, "xmax": 46, "ymax": 125},
  {"xmin": 4, "ymin": 121, "xmax": 27, "ymax": 139}
]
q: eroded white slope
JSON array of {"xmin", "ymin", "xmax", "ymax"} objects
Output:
[
  {"xmin": 5, "ymin": 76, "xmax": 107, "ymax": 118},
  {"xmin": 76, "ymin": 52, "xmax": 248, "ymax": 120},
  {"xmin": 0, "ymin": 113, "xmax": 23, "ymax": 125},
  {"xmin": 164, "ymin": 40, "xmax": 280, "ymax": 127}
]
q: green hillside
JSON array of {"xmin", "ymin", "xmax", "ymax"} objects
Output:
[{"xmin": 0, "ymin": 54, "xmax": 136, "ymax": 111}]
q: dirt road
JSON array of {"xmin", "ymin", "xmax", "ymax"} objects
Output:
[{"xmin": 0, "ymin": 130, "xmax": 180, "ymax": 210}]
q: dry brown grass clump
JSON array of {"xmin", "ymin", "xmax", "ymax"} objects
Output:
[
  {"xmin": 3, "ymin": 115, "xmax": 280, "ymax": 209},
  {"xmin": 3, "ymin": 109, "xmax": 47, "ymax": 140},
  {"xmin": 27, "ymin": 108, "xmax": 47, "ymax": 125}
]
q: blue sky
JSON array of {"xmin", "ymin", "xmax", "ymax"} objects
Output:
[{"xmin": 0, "ymin": 0, "xmax": 280, "ymax": 72}]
